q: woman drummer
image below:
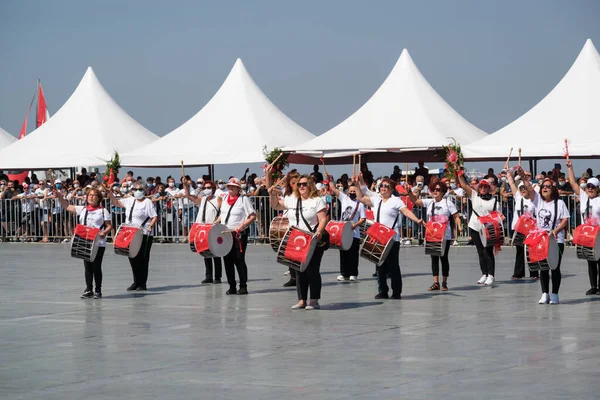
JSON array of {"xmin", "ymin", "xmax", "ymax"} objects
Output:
[
  {"xmin": 457, "ymin": 173, "xmax": 501, "ymax": 286},
  {"xmin": 269, "ymin": 175, "xmax": 327, "ymax": 309},
  {"xmin": 407, "ymin": 177, "xmax": 461, "ymax": 291},
  {"xmin": 107, "ymin": 180, "xmax": 158, "ymax": 291},
  {"xmin": 217, "ymin": 178, "xmax": 256, "ymax": 295},
  {"xmin": 522, "ymin": 175, "xmax": 569, "ymax": 304},
  {"xmin": 355, "ymin": 175, "xmax": 424, "ymax": 300},
  {"xmin": 184, "ymin": 180, "xmax": 223, "ymax": 284},
  {"xmin": 566, "ymin": 160, "xmax": 600, "ymax": 295},
  {"xmin": 56, "ymin": 188, "xmax": 112, "ymax": 299}
]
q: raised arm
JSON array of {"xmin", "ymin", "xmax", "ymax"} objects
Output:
[
  {"xmin": 406, "ymin": 189, "xmax": 423, "ymax": 208},
  {"xmin": 55, "ymin": 189, "xmax": 78, "ymax": 214},
  {"xmin": 565, "ymin": 160, "xmax": 580, "ymax": 196},
  {"xmin": 105, "ymin": 187, "xmax": 124, "ymax": 209},
  {"xmin": 353, "ymin": 182, "xmax": 373, "ymax": 207},
  {"xmin": 183, "ymin": 182, "xmax": 202, "ymax": 205},
  {"xmin": 268, "ymin": 186, "xmax": 286, "ymax": 210},
  {"xmin": 506, "ymin": 170, "xmax": 519, "ymax": 195},
  {"xmin": 400, "ymin": 206, "xmax": 424, "ymax": 225},
  {"xmin": 457, "ymin": 171, "xmax": 473, "ymax": 197},
  {"xmin": 517, "ymin": 166, "xmax": 536, "ymax": 200}
]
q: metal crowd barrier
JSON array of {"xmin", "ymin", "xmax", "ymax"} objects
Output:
[{"xmin": 0, "ymin": 194, "xmax": 585, "ymax": 245}]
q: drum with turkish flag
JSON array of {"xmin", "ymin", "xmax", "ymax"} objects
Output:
[
  {"xmin": 424, "ymin": 218, "xmax": 448, "ymax": 257},
  {"xmin": 478, "ymin": 211, "xmax": 505, "ymax": 250},
  {"xmin": 512, "ymin": 214, "xmax": 537, "ymax": 246},
  {"xmin": 573, "ymin": 224, "xmax": 600, "ymax": 261},
  {"xmin": 524, "ymin": 230, "xmax": 559, "ymax": 271},
  {"xmin": 325, "ymin": 220, "xmax": 353, "ymax": 251},
  {"xmin": 276, "ymin": 226, "xmax": 317, "ymax": 272},
  {"xmin": 359, "ymin": 222, "xmax": 396, "ymax": 266},
  {"xmin": 70, "ymin": 225, "xmax": 101, "ymax": 262},
  {"xmin": 190, "ymin": 223, "xmax": 232, "ymax": 258}
]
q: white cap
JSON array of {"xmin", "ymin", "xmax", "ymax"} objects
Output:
[
  {"xmin": 587, "ymin": 177, "xmax": 599, "ymax": 187},
  {"xmin": 315, "ymin": 183, "xmax": 324, "ymax": 190},
  {"xmin": 54, "ymin": 179, "xmax": 62, "ymax": 184}
]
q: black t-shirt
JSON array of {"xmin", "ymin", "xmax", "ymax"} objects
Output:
[
  {"xmin": 390, "ymin": 172, "xmax": 402, "ymax": 182},
  {"xmin": 256, "ymin": 187, "xmax": 269, "ymax": 197},
  {"xmin": 313, "ymin": 171, "xmax": 324, "ymax": 183}
]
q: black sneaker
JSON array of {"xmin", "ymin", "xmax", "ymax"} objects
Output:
[
  {"xmin": 136, "ymin": 286, "xmax": 147, "ymax": 291},
  {"xmin": 214, "ymin": 279, "xmax": 222, "ymax": 284},
  {"xmin": 586, "ymin": 287, "xmax": 598, "ymax": 295},
  {"xmin": 238, "ymin": 288, "xmax": 248, "ymax": 295},
  {"xmin": 374, "ymin": 292, "xmax": 389, "ymax": 299},
  {"xmin": 283, "ymin": 279, "xmax": 296, "ymax": 287},
  {"xmin": 390, "ymin": 293, "xmax": 402, "ymax": 300},
  {"xmin": 81, "ymin": 290, "xmax": 93, "ymax": 299},
  {"xmin": 126, "ymin": 283, "xmax": 138, "ymax": 291},
  {"xmin": 201, "ymin": 278, "xmax": 214, "ymax": 284},
  {"xmin": 226, "ymin": 288, "xmax": 237, "ymax": 295},
  {"xmin": 93, "ymin": 291, "xmax": 102, "ymax": 299}
]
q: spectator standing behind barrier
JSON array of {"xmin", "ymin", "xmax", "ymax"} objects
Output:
[
  {"xmin": 177, "ymin": 176, "xmax": 197, "ymax": 243},
  {"xmin": 414, "ymin": 161, "xmax": 429, "ymax": 182},
  {"xmin": 16, "ymin": 183, "xmax": 37, "ymax": 241},
  {"xmin": 1, "ymin": 181, "xmax": 22, "ymax": 239}
]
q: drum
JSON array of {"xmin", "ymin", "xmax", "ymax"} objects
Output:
[
  {"xmin": 70, "ymin": 224, "xmax": 100, "ymax": 262},
  {"xmin": 360, "ymin": 222, "xmax": 396, "ymax": 266},
  {"xmin": 524, "ymin": 231, "xmax": 559, "ymax": 271},
  {"xmin": 573, "ymin": 224, "xmax": 600, "ymax": 261},
  {"xmin": 188, "ymin": 223, "xmax": 202, "ymax": 253},
  {"xmin": 424, "ymin": 220, "xmax": 448, "ymax": 257},
  {"xmin": 114, "ymin": 225, "xmax": 144, "ymax": 258},
  {"xmin": 276, "ymin": 226, "xmax": 317, "ymax": 272},
  {"xmin": 269, "ymin": 216, "xmax": 289, "ymax": 253},
  {"xmin": 192, "ymin": 223, "xmax": 233, "ymax": 258},
  {"xmin": 325, "ymin": 220, "xmax": 354, "ymax": 251},
  {"xmin": 479, "ymin": 212, "xmax": 505, "ymax": 248},
  {"xmin": 512, "ymin": 215, "xmax": 537, "ymax": 247}
]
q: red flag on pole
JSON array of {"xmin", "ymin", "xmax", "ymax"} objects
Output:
[
  {"xmin": 107, "ymin": 168, "xmax": 116, "ymax": 186},
  {"xmin": 18, "ymin": 91, "xmax": 36, "ymax": 140},
  {"xmin": 36, "ymin": 81, "xmax": 50, "ymax": 128}
]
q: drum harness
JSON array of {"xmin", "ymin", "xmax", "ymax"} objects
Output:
[
  {"xmin": 127, "ymin": 201, "xmax": 150, "ymax": 233},
  {"xmin": 201, "ymin": 196, "xmax": 220, "ymax": 223},
  {"xmin": 225, "ymin": 195, "xmax": 244, "ymax": 252},
  {"xmin": 82, "ymin": 207, "xmax": 106, "ymax": 231},
  {"xmin": 296, "ymin": 198, "xmax": 330, "ymax": 250}
]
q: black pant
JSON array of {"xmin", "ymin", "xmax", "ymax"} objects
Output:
[
  {"xmin": 513, "ymin": 245, "xmax": 539, "ymax": 278},
  {"xmin": 431, "ymin": 240, "xmax": 452, "ymax": 277},
  {"xmin": 588, "ymin": 260, "xmax": 600, "ymax": 289},
  {"xmin": 84, "ymin": 247, "xmax": 105, "ymax": 292},
  {"xmin": 297, "ymin": 246, "xmax": 324, "ymax": 300},
  {"xmin": 339, "ymin": 237, "xmax": 360, "ymax": 277},
  {"xmin": 224, "ymin": 233, "xmax": 248, "ymax": 290},
  {"xmin": 377, "ymin": 241, "xmax": 402, "ymax": 295},
  {"xmin": 204, "ymin": 257, "xmax": 222, "ymax": 280},
  {"xmin": 470, "ymin": 228, "xmax": 495, "ymax": 276},
  {"xmin": 128, "ymin": 235, "xmax": 153, "ymax": 287},
  {"xmin": 540, "ymin": 243, "xmax": 564, "ymax": 294}
]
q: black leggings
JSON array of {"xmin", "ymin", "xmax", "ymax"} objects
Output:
[
  {"xmin": 204, "ymin": 257, "xmax": 222, "ymax": 280},
  {"xmin": 340, "ymin": 237, "xmax": 360, "ymax": 277},
  {"xmin": 377, "ymin": 241, "xmax": 402, "ymax": 295},
  {"xmin": 128, "ymin": 235, "xmax": 153, "ymax": 287},
  {"xmin": 224, "ymin": 233, "xmax": 248, "ymax": 289},
  {"xmin": 297, "ymin": 246, "xmax": 324, "ymax": 300},
  {"xmin": 513, "ymin": 245, "xmax": 539, "ymax": 278},
  {"xmin": 470, "ymin": 228, "xmax": 495, "ymax": 276},
  {"xmin": 540, "ymin": 243, "xmax": 564, "ymax": 294},
  {"xmin": 431, "ymin": 241, "xmax": 452, "ymax": 277},
  {"xmin": 588, "ymin": 260, "xmax": 600, "ymax": 289},
  {"xmin": 84, "ymin": 247, "xmax": 105, "ymax": 291}
]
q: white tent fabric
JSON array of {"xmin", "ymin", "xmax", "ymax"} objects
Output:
[
  {"xmin": 0, "ymin": 67, "xmax": 158, "ymax": 169},
  {"xmin": 288, "ymin": 49, "xmax": 486, "ymax": 154},
  {"xmin": 464, "ymin": 39, "xmax": 600, "ymax": 160},
  {"xmin": 121, "ymin": 59, "xmax": 315, "ymax": 167},
  {"xmin": 0, "ymin": 127, "xmax": 16, "ymax": 150}
]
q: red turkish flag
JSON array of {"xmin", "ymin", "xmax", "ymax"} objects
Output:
[
  {"xmin": 74, "ymin": 224, "xmax": 100, "ymax": 241},
  {"xmin": 284, "ymin": 229, "xmax": 313, "ymax": 264},
  {"xmin": 524, "ymin": 231, "xmax": 549, "ymax": 263},
  {"xmin": 36, "ymin": 82, "xmax": 50, "ymax": 128},
  {"xmin": 193, "ymin": 224, "xmax": 211, "ymax": 253},
  {"xmin": 107, "ymin": 168, "xmax": 116, "ymax": 186},
  {"xmin": 514, "ymin": 215, "xmax": 537, "ymax": 236},
  {"xmin": 366, "ymin": 222, "xmax": 395, "ymax": 245},
  {"xmin": 325, "ymin": 222, "xmax": 344, "ymax": 247},
  {"xmin": 365, "ymin": 209, "xmax": 374, "ymax": 220},
  {"xmin": 115, "ymin": 226, "xmax": 140, "ymax": 250},
  {"xmin": 573, "ymin": 224, "xmax": 600, "ymax": 248},
  {"xmin": 425, "ymin": 221, "xmax": 447, "ymax": 243}
]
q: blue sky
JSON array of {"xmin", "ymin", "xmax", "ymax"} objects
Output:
[{"xmin": 1, "ymin": 0, "xmax": 599, "ymax": 179}]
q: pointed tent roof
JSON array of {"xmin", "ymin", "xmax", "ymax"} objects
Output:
[
  {"xmin": 0, "ymin": 127, "xmax": 16, "ymax": 149},
  {"xmin": 0, "ymin": 67, "xmax": 158, "ymax": 169},
  {"xmin": 464, "ymin": 39, "xmax": 600, "ymax": 160},
  {"xmin": 288, "ymin": 49, "xmax": 486, "ymax": 157},
  {"xmin": 121, "ymin": 59, "xmax": 315, "ymax": 167}
]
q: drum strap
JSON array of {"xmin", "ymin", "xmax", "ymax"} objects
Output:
[
  {"xmin": 376, "ymin": 198, "xmax": 398, "ymax": 230},
  {"xmin": 83, "ymin": 208, "xmax": 106, "ymax": 230},
  {"xmin": 552, "ymin": 200, "xmax": 558, "ymax": 231},
  {"xmin": 347, "ymin": 202, "xmax": 360, "ymax": 222},
  {"xmin": 224, "ymin": 195, "xmax": 239, "ymax": 225},
  {"xmin": 296, "ymin": 198, "xmax": 316, "ymax": 233},
  {"xmin": 201, "ymin": 197, "xmax": 220, "ymax": 223},
  {"xmin": 586, "ymin": 198, "xmax": 590, "ymax": 220},
  {"xmin": 128, "ymin": 201, "xmax": 150, "ymax": 230},
  {"xmin": 472, "ymin": 198, "xmax": 497, "ymax": 219}
]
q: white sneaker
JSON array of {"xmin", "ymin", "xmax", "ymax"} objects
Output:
[
  {"xmin": 484, "ymin": 275, "xmax": 495, "ymax": 286},
  {"xmin": 284, "ymin": 271, "xmax": 290, "ymax": 276},
  {"xmin": 349, "ymin": 276, "xmax": 357, "ymax": 282},
  {"xmin": 549, "ymin": 293, "xmax": 559, "ymax": 304},
  {"xmin": 337, "ymin": 275, "xmax": 346, "ymax": 282},
  {"xmin": 477, "ymin": 275, "xmax": 488, "ymax": 284},
  {"xmin": 538, "ymin": 293, "xmax": 550, "ymax": 304}
]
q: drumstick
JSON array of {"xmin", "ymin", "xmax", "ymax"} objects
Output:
[
  {"xmin": 267, "ymin": 153, "xmax": 283, "ymax": 169},
  {"xmin": 221, "ymin": 229, "xmax": 237, "ymax": 234},
  {"xmin": 180, "ymin": 160, "xmax": 185, "ymax": 181},
  {"xmin": 271, "ymin": 175, "xmax": 287, "ymax": 189},
  {"xmin": 564, "ymin": 138, "xmax": 570, "ymax": 160},
  {"xmin": 518, "ymin": 148, "xmax": 522, "ymax": 167},
  {"xmin": 47, "ymin": 169, "xmax": 57, "ymax": 191},
  {"xmin": 358, "ymin": 154, "xmax": 362, "ymax": 176},
  {"xmin": 352, "ymin": 154, "xmax": 356, "ymax": 178},
  {"xmin": 320, "ymin": 154, "xmax": 328, "ymax": 177},
  {"xmin": 505, "ymin": 147, "xmax": 513, "ymax": 167}
]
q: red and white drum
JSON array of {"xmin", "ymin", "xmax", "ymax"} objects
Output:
[
  {"xmin": 360, "ymin": 222, "xmax": 396, "ymax": 266},
  {"xmin": 70, "ymin": 224, "xmax": 101, "ymax": 262},
  {"xmin": 269, "ymin": 216, "xmax": 289, "ymax": 253},
  {"xmin": 573, "ymin": 224, "xmax": 600, "ymax": 261},
  {"xmin": 479, "ymin": 211, "xmax": 505, "ymax": 248},
  {"xmin": 325, "ymin": 220, "xmax": 354, "ymax": 251},
  {"xmin": 276, "ymin": 226, "xmax": 317, "ymax": 272},
  {"xmin": 524, "ymin": 231, "xmax": 559, "ymax": 271},
  {"xmin": 114, "ymin": 225, "xmax": 144, "ymax": 258},
  {"xmin": 191, "ymin": 223, "xmax": 233, "ymax": 258},
  {"xmin": 424, "ymin": 220, "xmax": 448, "ymax": 257},
  {"xmin": 512, "ymin": 215, "xmax": 537, "ymax": 246}
]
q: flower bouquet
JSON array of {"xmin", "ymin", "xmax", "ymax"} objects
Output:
[
  {"xmin": 262, "ymin": 146, "xmax": 289, "ymax": 181},
  {"xmin": 442, "ymin": 138, "xmax": 464, "ymax": 179}
]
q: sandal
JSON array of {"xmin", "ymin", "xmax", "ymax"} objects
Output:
[
  {"xmin": 441, "ymin": 282, "xmax": 448, "ymax": 291},
  {"xmin": 428, "ymin": 283, "xmax": 440, "ymax": 291}
]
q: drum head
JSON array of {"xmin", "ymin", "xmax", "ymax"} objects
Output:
[
  {"xmin": 208, "ymin": 223, "xmax": 233, "ymax": 258},
  {"xmin": 127, "ymin": 228, "xmax": 144, "ymax": 258},
  {"xmin": 546, "ymin": 234, "xmax": 560, "ymax": 270},
  {"xmin": 339, "ymin": 222, "xmax": 354, "ymax": 250},
  {"xmin": 269, "ymin": 217, "xmax": 289, "ymax": 253},
  {"xmin": 70, "ymin": 225, "xmax": 100, "ymax": 262}
]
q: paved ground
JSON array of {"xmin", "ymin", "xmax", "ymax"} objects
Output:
[{"xmin": 1, "ymin": 243, "xmax": 599, "ymax": 400}]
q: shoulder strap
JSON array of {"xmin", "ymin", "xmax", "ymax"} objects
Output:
[
  {"xmin": 493, "ymin": 198, "xmax": 498, "ymax": 211},
  {"xmin": 201, "ymin": 197, "xmax": 208, "ymax": 223},
  {"xmin": 83, "ymin": 209, "xmax": 89, "ymax": 225},
  {"xmin": 348, "ymin": 201, "xmax": 360, "ymax": 222},
  {"xmin": 518, "ymin": 197, "xmax": 524, "ymax": 217},
  {"xmin": 376, "ymin": 198, "xmax": 398, "ymax": 229},
  {"xmin": 297, "ymin": 197, "xmax": 316, "ymax": 233},
  {"xmin": 552, "ymin": 200, "xmax": 558, "ymax": 230},
  {"xmin": 224, "ymin": 195, "xmax": 239, "ymax": 225},
  {"xmin": 128, "ymin": 200, "xmax": 135, "ymax": 224},
  {"xmin": 430, "ymin": 200, "xmax": 435, "ymax": 217},
  {"xmin": 586, "ymin": 198, "xmax": 590, "ymax": 219}
]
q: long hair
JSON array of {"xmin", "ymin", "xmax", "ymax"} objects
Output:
[
  {"xmin": 292, "ymin": 175, "xmax": 319, "ymax": 199},
  {"xmin": 428, "ymin": 177, "xmax": 448, "ymax": 194},
  {"xmin": 540, "ymin": 178, "xmax": 559, "ymax": 201},
  {"xmin": 285, "ymin": 171, "xmax": 301, "ymax": 196}
]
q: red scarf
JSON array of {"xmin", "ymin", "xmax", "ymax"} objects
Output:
[
  {"xmin": 86, "ymin": 204, "xmax": 102, "ymax": 211},
  {"xmin": 227, "ymin": 195, "xmax": 239, "ymax": 206}
]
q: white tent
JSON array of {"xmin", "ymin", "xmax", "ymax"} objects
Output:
[
  {"xmin": 0, "ymin": 67, "xmax": 159, "ymax": 169},
  {"xmin": 0, "ymin": 127, "xmax": 16, "ymax": 150},
  {"xmin": 121, "ymin": 59, "xmax": 315, "ymax": 167},
  {"xmin": 287, "ymin": 49, "xmax": 487, "ymax": 161},
  {"xmin": 464, "ymin": 39, "xmax": 600, "ymax": 160}
]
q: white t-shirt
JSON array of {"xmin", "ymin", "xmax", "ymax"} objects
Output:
[
  {"xmin": 220, "ymin": 195, "xmax": 256, "ymax": 230},
  {"xmin": 120, "ymin": 197, "xmax": 158, "ymax": 236},
  {"xmin": 214, "ymin": 188, "xmax": 228, "ymax": 199},
  {"xmin": 75, "ymin": 206, "xmax": 111, "ymax": 247},
  {"xmin": 532, "ymin": 193, "xmax": 570, "ymax": 243},
  {"xmin": 369, "ymin": 195, "xmax": 406, "ymax": 241},
  {"xmin": 337, "ymin": 191, "xmax": 366, "ymax": 239},
  {"xmin": 445, "ymin": 187, "xmax": 465, "ymax": 198},
  {"xmin": 511, "ymin": 191, "xmax": 537, "ymax": 230},
  {"xmin": 577, "ymin": 190, "xmax": 600, "ymax": 224},
  {"xmin": 165, "ymin": 187, "xmax": 179, "ymax": 209},
  {"xmin": 177, "ymin": 187, "xmax": 196, "ymax": 209},
  {"xmin": 468, "ymin": 192, "xmax": 499, "ymax": 231},
  {"xmin": 195, "ymin": 196, "xmax": 220, "ymax": 223},
  {"xmin": 17, "ymin": 191, "xmax": 36, "ymax": 213},
  {"xmin": 422, "ymin": 198, "xmax": 457, "ymax": 240},
  {"xmin": 284, "ymin": 195, "xmax": 326, "ymax": 232}
]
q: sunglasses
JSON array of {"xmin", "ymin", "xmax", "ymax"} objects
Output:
[
  {"xmin": 541, "ymin": 184, "xmax": 553, "ymax": 189},
  {"xmin": 380, "ymin": 184, "xmax": 391, "ymax": 189},
  {"xmin": 587, "ymin": 184, "xmax": 598, "ymax": 190},
  {"xmin": 297, "ymin": 182, "xmax": 309, "ymax": 187},
  {"xmin": 432, "ymin": 187, "xmax": 441, "ymax": 192},
  {"xmin": 132, "ymin": 188, "xmax": 145, "ymax": 192}
]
